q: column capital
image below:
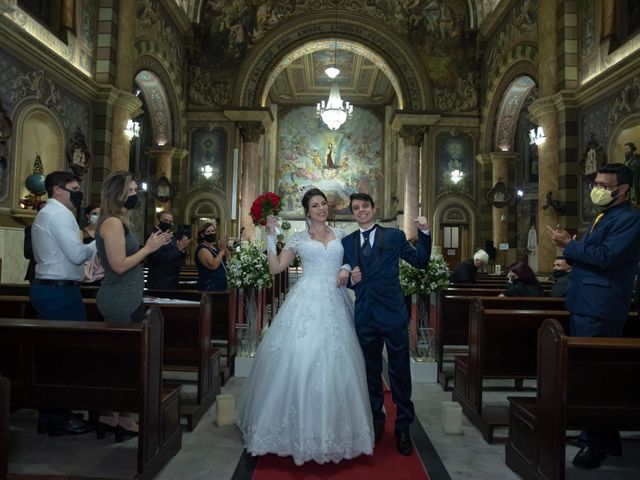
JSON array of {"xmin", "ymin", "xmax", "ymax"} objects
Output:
[
  {"xmin": 172, "ymin": 148, "xmax": 189, "ymax": 161},
  {"xmin": 475, "ymin": 153, "xmax": 491, "ymax": 166},
  {"xmin": 390, "ymin": 112, "xmax": 441, "ymax": 132},
  {"xmin": 528, "ymin": 96, "xmax": 557, "ymax": 124},
  {"xmin": 489, "ymin": 151, "xmax": 517, "ymax": 164},
  {"xmin": 224, "ymin": 108, "xmax": 273, "ymax": 131},
  {"xmin": 399, "ymin": 125, "xmax": 426, "ymax": 147},
  {"xmin": 239, "ymin": 121, "xmax": 266, "ymax": 143},
  {"xmin": 113, "ymin": 90, "xmax": 143, "ymax": 118},
  {"xmin": 145, "ymin": 146, "xmax": 177, "ymax": 159},
  {"xmin": 551, "ymin": 90, "xmax": 578, "ymax": 112}
]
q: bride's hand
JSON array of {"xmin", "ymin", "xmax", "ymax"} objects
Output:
[{"xmin": 265, "ymin": 215, "xmax": 279, "ymax": 235}]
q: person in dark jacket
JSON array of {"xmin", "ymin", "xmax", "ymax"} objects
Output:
[
  {"xmin": 549, "ymin": 256, "xmax": 572, "ymax": 297},
  {"xmin": 449, "ymin": 249, "xmax": 489, "ymax": 283},
  {"xmin": 146, "ymin": 211, "xmax": 190, "ymax": 290},
  {"xmin": 499, "ymin": 261, "xmax": 544, "ymax": 297}
]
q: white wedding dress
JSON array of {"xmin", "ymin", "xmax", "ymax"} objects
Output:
[{"xmin": 236, "ymin": 228, "xmax": 374, "ymax": 465}]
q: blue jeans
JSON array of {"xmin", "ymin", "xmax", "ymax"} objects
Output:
[{"xmin": 29, "ymin": 284, "xmax": 86, "ymax": 321}]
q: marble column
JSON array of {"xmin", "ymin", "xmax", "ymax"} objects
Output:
[
  {"xmin": 530, "ymin": 98, "xmax": 559, "ymax": 271},
  {"xmin": 239, "ymin": 122, "xmax": 265, "ymax": 240},
  {"xmin": 110, "ymin": 92, "xmax": 142, "ymax": 172},
  {"xmin": 399, "ymin": 126, "xmax": 425, "ymax": 236},
  {"xmin": 489, "ymin": 152, "xmax": 516, "ymax": 248},
  {"xmin": 110, "ymin": 0, "xmax": 139, "ymax": 171},
  {"xmin": 146, "ymin": 146, "xmax": 176, "ymax": 210}
]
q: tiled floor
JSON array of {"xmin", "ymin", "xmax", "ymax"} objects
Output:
[{"xmin": 8, "ymin": 372, "xmax": 640, "ymax": 479}]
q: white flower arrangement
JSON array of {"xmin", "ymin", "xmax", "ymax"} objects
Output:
[
  {"xmin": 399, "ymin": 252, "xmax": 450, "ymax": 295},
  {"xmin": 227, "ymin": 241, "xmax": 272, "ymax": 289}
]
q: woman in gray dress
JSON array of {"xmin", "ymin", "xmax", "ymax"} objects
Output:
[
  {"xmin": 96, "ymin": 170, "xmax": 172, "ymax": 322},
  {"xmin": 95, "ymin": 170, "xmax": 172, "ymax": 440}
]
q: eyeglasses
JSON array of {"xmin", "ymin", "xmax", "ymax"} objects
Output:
[{"xmin": 589, "ymin": 182, "xmax": 618, "ymax": 191}]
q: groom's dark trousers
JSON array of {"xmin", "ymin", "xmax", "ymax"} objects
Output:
[{"xmin": 342, "ymin": 225, "xmax": 431, "ymax": 432}]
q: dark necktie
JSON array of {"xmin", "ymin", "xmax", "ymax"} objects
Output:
[{"xmin": 361, "ymin": 226, "xmax": 376, "ymax": 260}]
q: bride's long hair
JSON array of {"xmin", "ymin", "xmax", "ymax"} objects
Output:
[{"xmin": 301, "ymin": 188, "xmax": 327, "ymax": 238}]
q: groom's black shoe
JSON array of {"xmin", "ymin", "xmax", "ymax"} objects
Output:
[
  {"xmin": 374, "ymin": 422, "xmax": 385, "ymax": 443},
  {"xmin": 395, "ymin": 430, "xmax": 413, "ymax": 456}
]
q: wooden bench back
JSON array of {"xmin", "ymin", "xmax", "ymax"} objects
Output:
[
  {"xmin": 0, "ymin": 375, "xmax": 7, "ymax": 480},
  {"xmin": 536, "ymin": 319, "xmax": 640, "ymax": 479}
]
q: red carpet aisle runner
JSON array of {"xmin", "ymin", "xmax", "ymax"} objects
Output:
[{"xmin": 252, "ymin": 391, "xmax": 430, "ymax": 480}]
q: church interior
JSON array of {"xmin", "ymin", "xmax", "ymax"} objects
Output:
[{"xmin": 1, "ymin": 1, "xmax": 640, "ymax": 479}]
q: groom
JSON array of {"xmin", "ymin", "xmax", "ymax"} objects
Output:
[{"xmin": 338, "ymin": 193, "xmax": 431, "ymax": 455}]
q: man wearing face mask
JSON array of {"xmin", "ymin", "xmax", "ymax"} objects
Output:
[
  {"xmin": 549, "ymin": 256, "xmax": 572, "ymax": 297},
  {"xmin": 547, "ymin": 163, "xmax": 640, "ymax": 469},
  {"xmin": 29, "ymin": 171, "xmax": 97, "ymax": 436},
  {"xmin": 146, "ymin": 211, "xmax": 190, "ymax": 290}
]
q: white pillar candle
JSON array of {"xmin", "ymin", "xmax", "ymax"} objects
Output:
[
  {"xmin": 215, "ymin": 394, "xmax": 236, "ymax": 427},
  {"xmin": 441, "ymin": 401, "xmax": 463, "ymax": 435}
]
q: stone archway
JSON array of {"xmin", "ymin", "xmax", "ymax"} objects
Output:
[
  {"xmin": 493, "ymin": 76, "xmax": 537, "ymax": 152},
  {"xmin": 134, "ymin": 71, "xmax": 173, "ymax": 148},
  {"xmin": 432, "ymin": 195, "xmax": 477, "ymax": 259},
  {"xmin": 234, "ymin": 10, "xmax": 431, "ymax": 111},
  {"xmin": 183, "ymin": 188, "xmax": 228, "ymax": 233}
]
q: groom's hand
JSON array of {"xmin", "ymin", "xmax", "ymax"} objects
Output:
[
  {"xmin": 414, "ymin": 216, "xmax": 429, "ymax": 231},
  {"xmin": 337, "ymin": 268, "xmax": 350, "ymax": 286},
  {"xmin": 351, "ymin": 266, "xmax": 362, "ymax": 284}
]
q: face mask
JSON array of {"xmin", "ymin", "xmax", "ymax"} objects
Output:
[
  {"xmin": 552, "ymin": 270, "xmax": 568, "ymax": 278},
  {"xmin": 123, "ymin": 194, "xmax": 138, "ymax": 210},
  {"xmin": 90, "ymin": 214, "xmax": 98, "ymax": 225},
  {"xmin": 158, "ymin": 221, "xmax": 173, "ymax": 232},
  {"xmin": 63, "ymin": 187, "xmax": 83, "ymax": 209},
  {"xmin": 203, "ymin": 233, "xmax": 216, "ymax": 243},
  {"xmin": 590, "ymin": 187, "xmax": 619, "ymax": 207}
]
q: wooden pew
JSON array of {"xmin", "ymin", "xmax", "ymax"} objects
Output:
[
  {"xmin": 451, "ymin": 299, "xmax": 570, "ymax": 442},
  {"xmin": 435, "ymin": 293, "xmax": 565, "ymax": 389},
  {"xmin": 506, "ymin": 319, "xmax": 640, "ymax": 480},
  {"xmin": 0, "ymin": 294, "xmax": 222, "ymax": 430},
  {"xmin": 0, "ymin": 309, "xmax": 182, "ymax": 480},
  {"xmin": 1, "ymin": 375, "xmax": 8, "ymax": 480}
]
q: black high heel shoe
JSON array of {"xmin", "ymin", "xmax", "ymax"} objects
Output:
[
  {"xmin": 96, "ymin": 422, "xmax": 117, "ymax": 440},
  {"xmin": 115, "ymin": 425, "xmax": 139, "ymax": 443}
]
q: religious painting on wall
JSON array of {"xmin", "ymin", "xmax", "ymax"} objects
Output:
[
  {"xmin": 277, "ymin": 106, "xmax": 382, "ymax": 218},
  {"xmin": 435, "ymin": 131, "xmax": 474, "ymax": 197},
  {"xmin": 190, "ymin": 127, "xmax": 227, "ymax": 189}
]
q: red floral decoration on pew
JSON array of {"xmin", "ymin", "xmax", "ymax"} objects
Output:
[{"xmin": 250, "ymin": 192, "xmax": 281, "ymax": 226}]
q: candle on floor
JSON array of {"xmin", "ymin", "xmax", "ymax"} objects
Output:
[
  {"xmin": 441, "ymin": 401, "xmax": 463, "ymax": 435},
  {"xmin": 215, "ymin": 394, "xmax": 236, "ymax": 427}
]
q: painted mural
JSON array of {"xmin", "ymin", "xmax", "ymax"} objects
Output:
[
  {"xmin": 190, "ymin": 128, "xmax": 227, "ymax": 190},
  {"xmin": 435, "ymin": 131, "xmax": 475, "ymax": 197},
  {"xmin": 277, "ymin": 106, "xmax": 382, "ymax": 218}
]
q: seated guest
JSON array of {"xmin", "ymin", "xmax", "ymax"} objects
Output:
[
  {"xmin": 449, "ymin": 249, "xmax": 489, "ymax": 283},
  {"xmin": 499, "ymin": 261, "xmax": 544, "ymax": 297},
  {"xmin": 195, "ymin": 222, "xmax": 230, "ymax": 291},
  {"xmin": 82, "ymin": 203, "xmax": 100, "ymax": 243},
  {"xmin": 146, "ymin": 211, "xmax": 191, "ymax": 290},
  {"xmin": 549, "ymin": 255, "xmax": 572, "ymax": 297}
]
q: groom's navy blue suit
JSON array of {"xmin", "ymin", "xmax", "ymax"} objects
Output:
[{"xmin": 342, "ymin": 225, "xmax": 431, "ymax": 432}]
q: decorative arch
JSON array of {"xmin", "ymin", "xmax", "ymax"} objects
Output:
[
  {"xmin": 432, "ymin": 195, "xmax": 477, "ymax": 254},
  {"xmin": 480, "ymin": 46, "xmax": 538, "ymax": 153},
  {"xmin": 183, "ymin": 188, "xmax": 229, "ymax": 233},
  {"xmin": 11, "ymin": 101, "xmax": 65, "ymax": 207},
  {"xmin": 135, "ymin": 42, "xmax": 187, "ymax": 148},
  {"xmin": 493, "ymin": 76, "xmax": 537, "ymax": 152},
  {"xmin": 235, "ymin": 10, "xmax": 431, "ymax": 111},
  {"xmin": 606, "ymin": 112, "xmax": 640, "ymax": 161},
  {"xmin": 135, "ymin": 71, "xmax": 173, "ymax": 147}
]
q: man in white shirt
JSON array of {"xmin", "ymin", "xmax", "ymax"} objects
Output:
[{"xmin": 30, "ymin": 171, "xmax": 96, "ymax": 321}]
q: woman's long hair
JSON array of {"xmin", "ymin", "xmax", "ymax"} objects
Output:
[
  {"xmin": 100, "ymin": 170, "xmax": 135, "ymax": 227},
  {"xmin": 509, "ymin": 261, "xmax": 541, "ymax": 287},
  {"xmin": 197, "ymin": 222, "xmax": 214, "ymax": 243}
]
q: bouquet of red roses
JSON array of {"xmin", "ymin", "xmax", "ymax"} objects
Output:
[{"xmin": 250, "ymin": 192, "xmax": 281, "ymax": 226}]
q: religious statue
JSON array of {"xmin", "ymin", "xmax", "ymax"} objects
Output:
[
  {"xmin": 65, "ymin": 127, "xmax": 91, "ymax": 176},
  {"xmin": 326, "ymin": 142, "xmax": 334, "ymax": 169},
  {"xmin": 579, "ymin": 133, "xmax": 606, "ymax": 181}
]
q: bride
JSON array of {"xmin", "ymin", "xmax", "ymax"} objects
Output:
[{"xmin": 236, "ymin": 188, "xmax": 374, "ymax": 465}]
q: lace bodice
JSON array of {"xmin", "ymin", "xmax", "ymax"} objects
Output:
[{"xmin": 285, "ymin": 228, "xmax": 346, "ymax": 280}]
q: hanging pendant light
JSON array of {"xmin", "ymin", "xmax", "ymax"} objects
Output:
[{"xmin": 316, "ymin": 4, "xmax": 353, "ymax": 130}]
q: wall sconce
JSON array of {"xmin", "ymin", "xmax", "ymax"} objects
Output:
[
  {"xmin": 124, "ymin": 119, "xmax": 141, "ymax": 140},
  {"xmin": 140, "ymin": 181, "xmax": 148, "ymax": 192},
  {"xmin": 450, "ymin": 169, "xmax": 464, "ymax": 184},
  {"xmin": 529, "ymin": 126, "xmax": 545, "ymax": 145}
]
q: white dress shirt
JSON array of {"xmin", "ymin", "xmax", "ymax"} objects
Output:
[{"xmin": 32, "ymin": 198, "xmax": 96, "ymax": 281}]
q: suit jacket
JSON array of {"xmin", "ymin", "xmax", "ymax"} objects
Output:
[
  {"xmin": 564, "ymin": 202, "xmax": 640, "ymax": 323},
  {"xmin": 342, "ymin": 226, "xmax": 431, "ymax": 329},
  {"xmin": 146, "ymin": 235, "xmax": 186, "ymax": 290}
]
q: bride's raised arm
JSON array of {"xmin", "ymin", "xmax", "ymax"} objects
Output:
[{"xmin": 265, "ymin": 215, "xmax": 296, "ymax": 275}]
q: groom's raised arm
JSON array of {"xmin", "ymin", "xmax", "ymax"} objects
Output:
[{"xmin": 400, "ymin": 216, "xmax": 431, "ymax": 269}]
